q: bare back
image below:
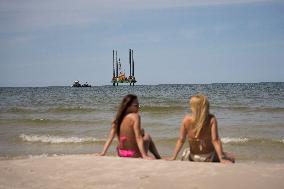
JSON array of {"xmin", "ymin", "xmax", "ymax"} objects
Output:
[
  {"xmin": 184, "ymin": 114, "xmax": 215, "ymax": 154},
  {"xmin": 119, "ymin": 113, "xmax": 141, "ymax": 157}
]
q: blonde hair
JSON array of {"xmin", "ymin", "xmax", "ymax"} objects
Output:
[{"xmin": 189, "ymin": 94, "xmax": 210, "ymax": 137}]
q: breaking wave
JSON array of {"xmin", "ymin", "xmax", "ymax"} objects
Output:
[
  {"xmin": 50, "ymin": 106, "xmax": 96, "ymax": 113},
  {"xmin": 221, "ymin": 137, "xmax": 249, "ymax": 144},
  {"xmin": 221, "ymin": 137, "xmax": 284, "ymax": 145},
  {"xmin": 211, "ymin": 106, "xmax": 284, "ymax": 113},
  {"xmin": 19, "ymin": 134, "xmax": 104, "ymax": 144},
  {"xmin": 140, "ymin": 105, "xmax": 185, "ymax": 114}
]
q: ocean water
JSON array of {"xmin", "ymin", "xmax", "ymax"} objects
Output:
[{"xmin": 0, "ymin": 83, "xmax": 283, "ymax": 162}]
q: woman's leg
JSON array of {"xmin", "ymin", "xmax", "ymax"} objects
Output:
[{"xmin": 143, "ymin": 133, "xmax": 161, "ymax": 159}]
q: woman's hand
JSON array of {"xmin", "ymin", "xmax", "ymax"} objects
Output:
[
  {"xmin": 220, "ymin": 154, "xmax": 235, "ymax": 164},
  {"xmin": 220, "ymin": 159, "xmax": 233, "ymax": 164},
  {"xmin": 163, "ymin": 156, "xmax": 176, "ymax": 161},
  {"xmin": 142, "ymin": 155, "xmax": 154, "ymax": 160},
  {"xmin": 94, "ymin": 152, "xmax": 105, "ymax": 156}
]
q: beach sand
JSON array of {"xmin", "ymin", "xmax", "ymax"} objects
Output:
[{"xmin": 0, "ymin": 155, "xmax": 283, "ymax": 189}]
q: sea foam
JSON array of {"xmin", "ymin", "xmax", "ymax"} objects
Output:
[
  {"xmin": 221, "ymin": 137, "xmax": 249, "ymax": 144},
  {"xmin": 20, "ymin": 134, "xmax": 103, "ymax": 144}
]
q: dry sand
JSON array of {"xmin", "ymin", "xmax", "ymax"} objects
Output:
[{"xmin": 0, "ymin": 155, "xmax": 284, "ymax": 189}]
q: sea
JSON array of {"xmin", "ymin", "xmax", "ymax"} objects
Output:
[{"xmin": 0, "ymin": 83, "xmax": 283, "ymax": 162}]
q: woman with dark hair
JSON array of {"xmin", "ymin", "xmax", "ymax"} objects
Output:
[{"xmin": 99, "ymin": 94, "xmax": 161, "ymax": 159}]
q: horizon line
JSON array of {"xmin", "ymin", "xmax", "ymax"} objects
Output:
[{"xmin": 0, "ymin": 81, "xmax": 283, "ymax": 88}]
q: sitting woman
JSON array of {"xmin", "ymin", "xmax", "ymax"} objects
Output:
[
  {"xmin": 98, "ymin": 94, "xmax": 161, "ymax": 160},
  {"xmin": 169, "ymin": 94, "xmax": 235, "ymax": 163}
]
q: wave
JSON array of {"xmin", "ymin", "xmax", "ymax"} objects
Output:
[
  {"xmin": 3, "ymin": 105, "xmax": 283, "ymax": 115},
  {"xmin": 1, "ymin": 118, "xmax": 101, "ymax": 126},
  {"xmin": 157, "ymin": 137, "xmax": 284, "ymax": 146},
  {"xmin": 3, "ymin": 107, "xmax": 36, "ymax": 114},
  {"xmin": 19, "ymin": 134, "xmax": 105, "ymax": 144},
  {"xmin": 49, "ymin": 106, "xmax": 96, "ymax": 113},
  {"xmin": 211, "ymin": 106, "xmax": 284, "ymax": 113},
  {"xmin": 221, "ymin": 137, "xmax": 249, "ymax": 144},
  {"xmin": 140, "ymin": 105, "xmax": 185, "ymax": 114},
  {"xmin": 2, "ymin": 106, "xmax": 97, "ymax": 114},
  {"xmin": 221, "ymin": 137, "xmax": 284, "ymax": 145},
  {"xmin": 156, "ymin": 137, "xmax": 250, "ymax": 144}
]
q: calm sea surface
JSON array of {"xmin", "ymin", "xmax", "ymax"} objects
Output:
[{"xmin": 0, "ymin": 83, "xmax": 283, "ymax": 162}]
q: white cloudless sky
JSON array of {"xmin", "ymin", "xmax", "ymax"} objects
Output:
[{"xmin": 0, "ymin": 0, "xmax": 283, "ymax": 86}]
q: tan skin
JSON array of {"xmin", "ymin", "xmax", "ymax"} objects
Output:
[
  {"xmin": 99, "ymin": 99, "xmax": 161, "ymax": 160},
  {"xmin": 169, "ymin": 115, "xmax": 234, "ymax": 163}
]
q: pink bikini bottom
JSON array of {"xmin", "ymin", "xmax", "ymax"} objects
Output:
[
  {"xmin": 117, "ymin": 148, "xmax": 136, "ymax": 157},
  {"xmin": 117, "ymin": 136, "xmax": 137, "ymax": 157}
]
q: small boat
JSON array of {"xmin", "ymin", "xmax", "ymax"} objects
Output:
[{"xmin": 72, "ymin": 81, "xmax": 91, "ymax": 87}]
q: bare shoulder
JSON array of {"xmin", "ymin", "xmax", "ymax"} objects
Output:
[
  {"xmin": 111, "ymin": 118, "xmax": 116, "ymax": 124},
  {"xmin": 183, "ymin": 114, "xmax": 193, "ymax": 126},
  {"xmin": 126, "ymin": 113, "xmax": 140, "ymax": 121}
]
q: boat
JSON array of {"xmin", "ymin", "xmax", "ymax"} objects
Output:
[{"xmin": 72, "ymin": 81, "xmax": 91, "ymax": 87}]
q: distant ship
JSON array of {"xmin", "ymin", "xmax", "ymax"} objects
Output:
[
  {"xmin": 72, "ymin": 81, "xmax": 91, "ymax": 87},
  {"xmin": 111, "ymin": 49, "xmax": 137, "ymax": 86}
]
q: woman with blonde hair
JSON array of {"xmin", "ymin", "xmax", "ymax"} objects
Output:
[
  {"xmin": 169, "ymin": 94, "xmax": 235, "ymax": 163},
  {"xmin": 98, "ymin": 94, "xmax": 161, "ymax": 159}
]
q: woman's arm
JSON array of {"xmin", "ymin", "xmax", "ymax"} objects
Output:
[
  {"xmin": 211, "ymin": 117, "xmax": 232, "ymax": 163},
  {"xmin": 99, "ymin": 120, "xmax": 116, "ymax": 156},
  {"xmin": 132, "ymin": 114, "xmax": 153, "ymax": 160},
  {"xmin": 170, "ymin": 117, "xmax": 187, "ymax": 160}
]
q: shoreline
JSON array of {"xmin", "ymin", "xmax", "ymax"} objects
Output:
[
  {"xmin": 1, "ymin": 155, "xmax": 283, "ymax": 189},
  {"xmin": 1, "ymin": 153, "xmax": 284, "ymax": 164}
]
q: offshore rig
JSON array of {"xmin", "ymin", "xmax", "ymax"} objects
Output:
[{"xmin": 111, "ymin": 49, "xmax": 137, "ymax": 86}]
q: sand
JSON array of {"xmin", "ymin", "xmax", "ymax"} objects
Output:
[{"xmin": 0, "ymin": 155, "xmax": 284, "ymax": 189}]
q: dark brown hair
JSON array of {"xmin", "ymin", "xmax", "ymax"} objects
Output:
[{"xmin": 114, "ymin": 94, "xmax": 138, "ymax": 136}]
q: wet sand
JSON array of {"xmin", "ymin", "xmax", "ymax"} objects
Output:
[{"xmin": 0, "ymin": 155, "xmax": 283, "ymax": 189}]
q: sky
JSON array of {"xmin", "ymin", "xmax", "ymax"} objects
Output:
[{"xmin": 0, "ymin": 0, "xmax": 284, "ymax": 86}]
